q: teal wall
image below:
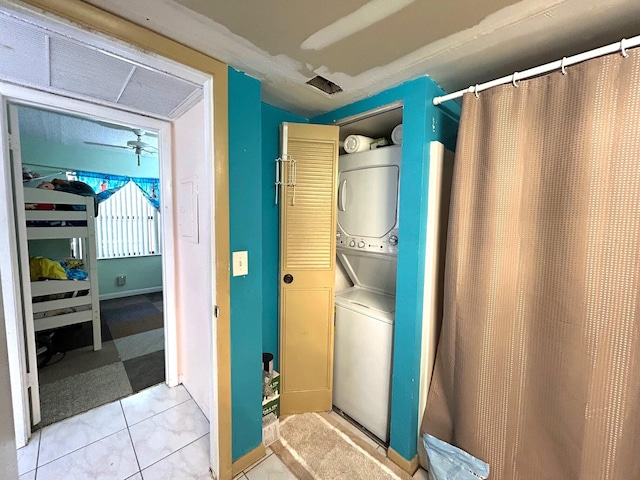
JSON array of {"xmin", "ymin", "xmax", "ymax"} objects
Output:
[
  {"xmin": 97, "ymin": 256, "xmax": 162, "ymax": 296},
  {"xmin": 20, "ymin": 133, "xmax": 160, "ymax": 179},
  {"xmin": 20, "ymin": 132, "xmax": 163, "ymax": 297},
  {"xmin": 228, "ymin": 67, "xmax": 264, "ymax": 461},
  {"xmin": 311, "ymin": 77, "xmax": 459, "ymax": 461},
  {"xmin": 27, "ymin": 239, "xmax": 161, "ymax": 296},
  {"xmin": 260, "ymin": 103, "xmax": 308, "ymax": 372}
]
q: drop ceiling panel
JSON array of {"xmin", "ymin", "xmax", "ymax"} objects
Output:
[
  {"xmin": 0, "ymin": 15, "xmax": 49, "ymax": 86},
  {"xmin": 0, "ymin": 11, "xmax": 203, "ymax": 120},
  {"xmin": 118, "ymin": 67, "xmax": 201, "ymax": 117},
  {"xmin": 50, "ymin": 37, "xmax": 135, "ymax": 102}
]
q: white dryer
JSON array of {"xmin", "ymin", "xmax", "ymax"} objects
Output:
[{"xmin": 336, "ymin": 145, "xmax": 401, "ymax": 254}]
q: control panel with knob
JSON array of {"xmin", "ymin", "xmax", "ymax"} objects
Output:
[{"xmin": 336, "ymin": 232, "xmax": 399, "ymax": 254}]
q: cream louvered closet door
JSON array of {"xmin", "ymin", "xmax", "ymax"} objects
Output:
[{"xmin": 279, "ymin": 122, "xmax": 339, "ymax": 414}]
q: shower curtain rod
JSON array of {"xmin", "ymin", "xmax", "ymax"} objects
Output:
[{"xmin": 433, "ymin": 35, "xmax": 640, "ymax": 106}]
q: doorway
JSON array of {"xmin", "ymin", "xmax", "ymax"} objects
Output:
[
  {"xmin": 0, "ymin": 86, "xmax": 176, "ymax": 432},
  {"xmin": 13, "ymin": 103, "xmax": 168, "ymax": 428},
  {"xmin": 0, "ymin": 4, "xmax": 223, "ymax": 477},
  {"xmin": 0, "ymin": 1, "xmax": 232, "ymax": 476}
]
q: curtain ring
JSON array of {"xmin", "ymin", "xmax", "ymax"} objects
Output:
[
  {"xmin": 561, "ymin": 57, "xmax": 567, "ymax": 75},
  {"xmin": 621, "ymin": 38, "xmax": 629, "ymax": 58},
  {"xmin": 474, "ymin": 84, "xmax": 480, "ymax": 98},
  {"xmin": 512, "ymin": 72, "xmax": 519, "ymax": 88}
]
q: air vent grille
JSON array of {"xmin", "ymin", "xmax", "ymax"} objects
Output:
[
  {"xmin": 306, "ymin": 75, "xmax": 343, "ymax": 95},
  {"xmin": 0, "ymin": 15, "xmax": 49, "ymax": 86},
  {"xmin": 118, "ymin": 66, "xmax": 200, "ymax": 117},
  {"xmin": 0, "ymin": 12, "xmax": 202, "ymax": 120},
  {"xmin": 50, "ymin": 37, "xmax": 135, "ymax": 102}
]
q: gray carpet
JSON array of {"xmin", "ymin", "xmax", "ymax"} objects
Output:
[
  {"xmin": 39, "ymin": 363, "xmax": 133, "ymax": 426},
  {"xmin": 38, "ymin": 341, "xmax": 121, "ymax": 385},
  {"xmin": 36, "ymin": 293, "xmax": 165, "ymax": 428}
]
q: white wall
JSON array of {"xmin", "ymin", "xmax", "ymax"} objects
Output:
[
  {"xmin": 0, "ymin": 268, "xmax": 19, "ymax": 479},
  {"xmin": 172, "ymin": 99, "xmax": 213, "ymax": 418}
]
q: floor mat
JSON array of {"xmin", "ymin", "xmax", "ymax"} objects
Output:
[
  {"xmin": 271, "ymin": 412, "xmax": 412, "ymax": 480},
  {"xmin": 39, "ymin": 363, "xmax": 133, "ymax": 427}
]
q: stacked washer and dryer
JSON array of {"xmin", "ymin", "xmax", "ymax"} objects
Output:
[{"xmin": 333, "ymin": 143, "xmax": 401, "ymax": 444}]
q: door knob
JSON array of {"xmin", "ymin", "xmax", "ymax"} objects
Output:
[{"xmin": 283, "ymin": 274, "xmax": 294, "ymax": 284}]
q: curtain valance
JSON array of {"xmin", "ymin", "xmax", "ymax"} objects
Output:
[{"xmin": 74, "ymin": 170, "xmax": 160, "ymax": 210}]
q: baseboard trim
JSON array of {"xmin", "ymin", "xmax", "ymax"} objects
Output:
[
  {"xmin": 99, "ymin": 286, "xmax": 163, "ymax": 301},
  {"xmin": 232, "ymin": 444, "xmax": 266, "ymax": 476},
  {"xmin": 388, "ymin": 447, "xmax": 419, "ymax": 475}
]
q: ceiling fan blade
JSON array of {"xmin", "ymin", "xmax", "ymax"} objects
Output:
[
  {"xmin": 127, "ymin": 140, "xmax": 157, "ymax": 149},
  {"xmin": 140, "ymin": 148, "xmax": 158, "ymax": 155},
  {"xmin": 143, "ymin": 131, "xmax": 158, "ymax": 138},
  {"xmin": 84, "ymin": 141, "xmax": 131, "ymax": 150}
]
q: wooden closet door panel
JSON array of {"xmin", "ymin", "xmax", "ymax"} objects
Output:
[{"xmin": 279, "ymin": 122, "xmax": 339, "ymax": 415}]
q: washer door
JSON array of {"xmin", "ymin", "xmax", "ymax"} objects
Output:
[{"xmin": 337, "ymin": 165, "xmax": 399, "ymax": 238}]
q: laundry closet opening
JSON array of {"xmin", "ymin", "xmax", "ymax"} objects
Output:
[{"xmin": 332, "ymin": 103, "xmax": 403, "ymax": 446}]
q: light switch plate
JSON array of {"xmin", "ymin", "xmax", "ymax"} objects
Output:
[{"xmin": 232, "ymin": 251, "xmax": 248, "ymax": 276}]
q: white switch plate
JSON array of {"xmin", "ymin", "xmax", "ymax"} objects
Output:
[{"xmin": 232, "ymin": 251, "xmax": 248, "ymax": 276}]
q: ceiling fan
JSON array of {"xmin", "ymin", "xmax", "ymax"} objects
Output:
[{"xmin": 84, "ymin": 127, "xmax": 158, "ymax": 166}]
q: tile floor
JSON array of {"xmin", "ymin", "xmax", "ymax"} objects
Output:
[{"xmin": 17, "ymin": 383, "xmax": 429, "ymax": 480}]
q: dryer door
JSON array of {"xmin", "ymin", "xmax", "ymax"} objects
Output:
[{"xmin": 337, "ymin": 165, "xmax": 399, "ymax": 238}]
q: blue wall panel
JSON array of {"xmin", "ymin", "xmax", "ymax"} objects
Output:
[
  {"xmin": 260, "ymin": 104, "xmax": 308, "ymax": 372},
  {"xmin": 228, "ymin": 67, "xmax": 264, "ymax": 461}
]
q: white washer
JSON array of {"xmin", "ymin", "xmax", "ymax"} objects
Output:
[{"xmin": 333, "ymin": 249, "xmax": 397, "ymax": 442}]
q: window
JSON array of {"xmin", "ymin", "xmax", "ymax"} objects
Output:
[{"xmin": 95, "ymin": 181, "xmax": 161, "ymax": 259}]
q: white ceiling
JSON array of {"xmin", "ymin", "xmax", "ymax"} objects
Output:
[
  {"xmin": 17, "ymin": 104, "xmax": 159, "ymax": 156},
  {"xmin": 82, "ymin": 0, "xmax": 640, "ymax": 117}
]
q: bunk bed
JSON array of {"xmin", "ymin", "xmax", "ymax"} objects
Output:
[{"xmin": 20, "ymin": 187, "xmax": 101, "ymax": 351}]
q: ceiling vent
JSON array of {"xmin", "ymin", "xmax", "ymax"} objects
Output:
[
  {"xmin": 306, "ymin": 75, "xmax": 343, "ymax": 95},
  {"xmin": 0, "ymin": 12, "xmax": 202, "ymax": 120}
]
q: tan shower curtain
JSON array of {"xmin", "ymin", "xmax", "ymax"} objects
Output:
[{"xmin": 422, "ymin": 48, "xmax": 640, "ymax": 480}]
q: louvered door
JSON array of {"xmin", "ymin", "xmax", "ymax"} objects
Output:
[{"xmin": 279, "ymin": 122, "xmax": 339, "ymax": 414}]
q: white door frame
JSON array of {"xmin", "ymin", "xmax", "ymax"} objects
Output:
[
  {"xmin": 0, "ymin": 82, "xmax": 177, "ymax": 446},
  {"xmin": 0, "ymin": 8, "xmax": 219, "ymax": 476}
]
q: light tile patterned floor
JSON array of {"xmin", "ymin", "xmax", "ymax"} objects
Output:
[
  {"xmin": 17, "ymin": 384, "xmax": 211, "ymax": 480},
  {"xmin": 17, "ymin": 383, "xmax": 429, "ymax": 479}
]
